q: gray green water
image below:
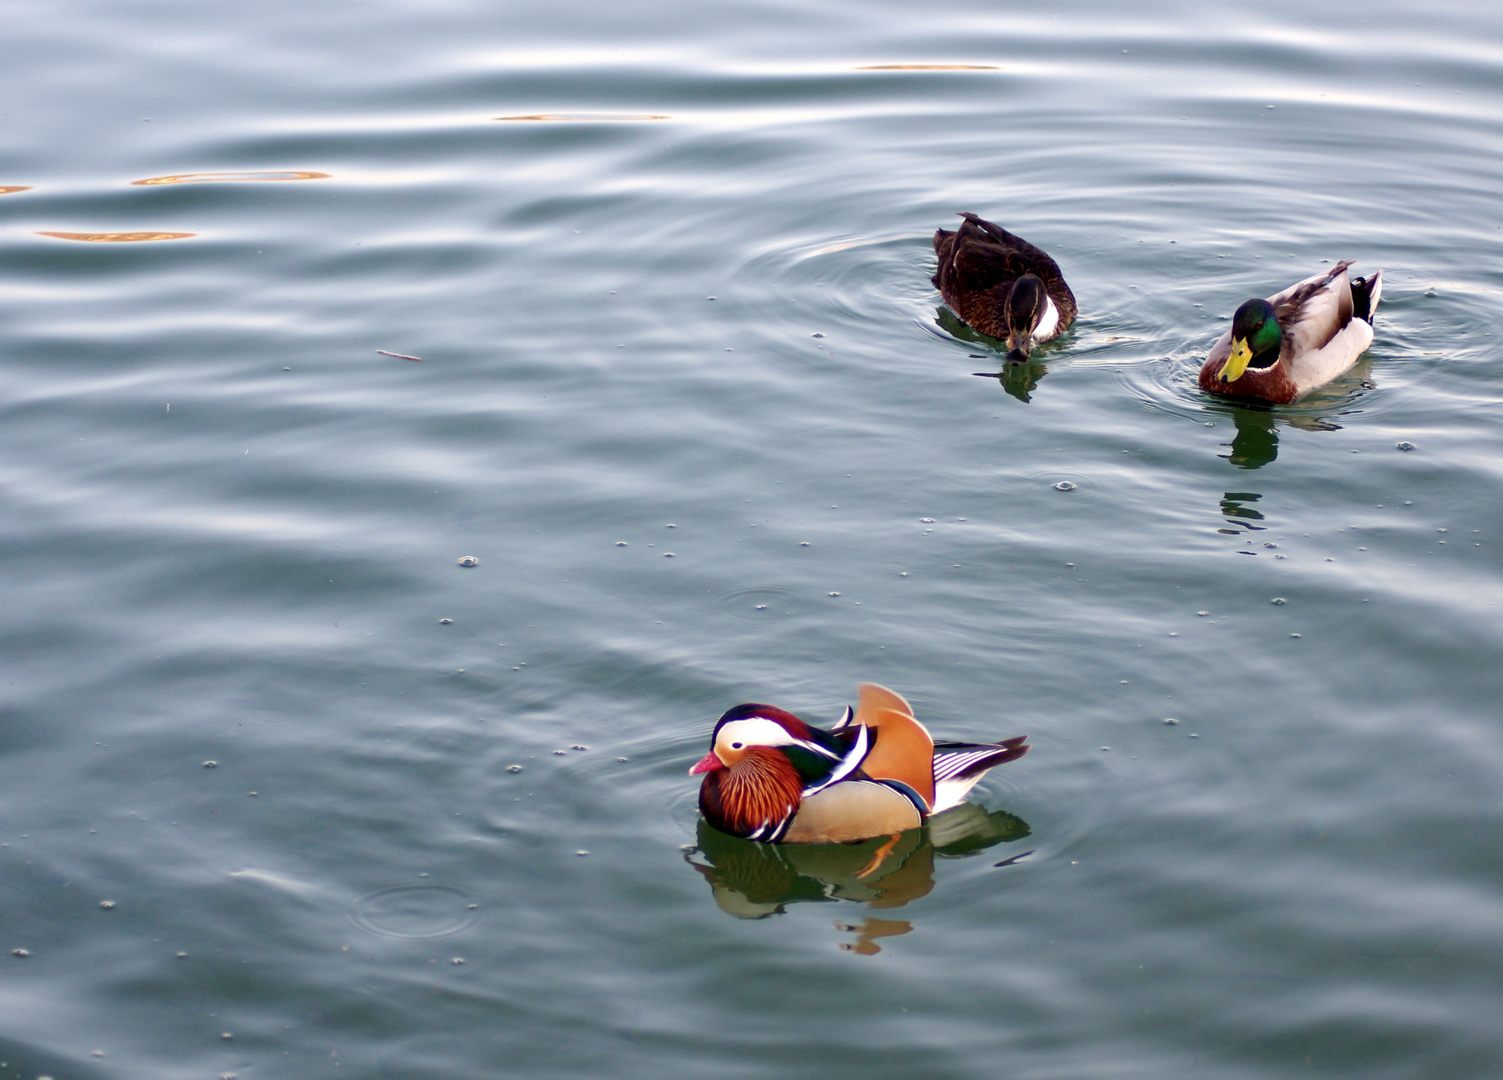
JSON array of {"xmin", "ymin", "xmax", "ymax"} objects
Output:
[{"xmin": 3, "ymin": 0, "xmax": 1502, "ymax": 1076}]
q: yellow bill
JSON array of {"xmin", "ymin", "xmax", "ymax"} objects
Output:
[{"xmin": 1219, "ymin": 338, "xmax": 1253, "ymax": 383}]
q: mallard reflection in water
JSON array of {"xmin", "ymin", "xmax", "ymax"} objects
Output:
[
  {"xmin": 1227, "ymin": 408, "xmax": 1280, "ymax": 469},
  {"xmin": 934, "ymin": 306, "xmax": 1053, "ymax": 403},
  {"xmin": 685, "ymin": 803, "xmax": 1030, "ymax": 953},
  {"xmin": 1208, "ymin": 399, "xmax": 1351, "ymax": 470}
]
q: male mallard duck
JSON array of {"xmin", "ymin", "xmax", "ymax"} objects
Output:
[
  {"xmin": 689, "ymin": 683, "xmax": 1029, "ymax": 844},
  {"xmin": 932, "ymin": 212, "xmax": 1077, "ymax": 363},
  {"xmin": 1199, "ymin": 261, "xmax": 1383, "ymax": 404}
]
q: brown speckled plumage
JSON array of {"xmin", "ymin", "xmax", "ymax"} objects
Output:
[{"xmin": 932, "ymin": 212, "xmax": 1076, "ymax": 346}]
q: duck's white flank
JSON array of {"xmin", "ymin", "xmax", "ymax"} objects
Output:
[{"xmin": 1034, "ymin": 297, "xmax": 1061, "ymax": 342}]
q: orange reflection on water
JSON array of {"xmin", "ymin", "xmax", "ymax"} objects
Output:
[
  {"xmin": 854, "ymin": 64, "xmax": 999, "ymax": 70},
  {"xmin": 37, "ymin": 231, "xmax": 196, "ymax": 242},
  {"xmin": 494, "ymin": 113, "xmax": 670, "ymax": 122},
  {"xmin": 130, "ymin": 171, "xmax": 330, "ymax": 186},
  {"xmin": 0, "ymin": 186, "xmax": 31, "ymax": 195}
]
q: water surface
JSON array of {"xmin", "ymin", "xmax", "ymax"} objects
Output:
[{"xmin": 2, "ymin": 0, "xmax": 1502, "ymax": 1077}]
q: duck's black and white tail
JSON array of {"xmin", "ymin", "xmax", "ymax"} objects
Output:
[
  {"xmin": 931, "ymin": 736, "xmax": 1029, "ymax": 814},
  {"xmin": 1351, "ymin": 269, "xmax": 1383, "ymax": 325}
]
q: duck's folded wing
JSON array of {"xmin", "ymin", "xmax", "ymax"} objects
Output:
[
  {"xmin": 931, "ymin": 737, "xmax": 1030, "ymax": 814},
  {"xmin": 1272, "ymin": 261, "xmax": 1355, "ymax": 359},
  {"xmin": 946, "ymin": 238, "xmax": 1031, "ymax": 293}
]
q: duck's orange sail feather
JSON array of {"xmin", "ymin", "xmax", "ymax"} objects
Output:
[{"xmin": 852, "ymin": 684, "xmax": 935, "ymax": 809}]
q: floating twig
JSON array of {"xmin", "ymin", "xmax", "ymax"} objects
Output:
[{"xmin": 376, "ymin": 350, "xmax": 424, "ymax": 362}]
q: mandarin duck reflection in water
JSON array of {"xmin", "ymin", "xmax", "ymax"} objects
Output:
[
  {"xmin": 932, "ymin": 212, "xmax": 1077, "ymax": 363},
  {"xmin": 689, "ymin": 684, "xmax": 1029, "ymax": 844},
  {"xmin": 1199, "ymin": 260, "xmax": 1383, "ymax": 404}
]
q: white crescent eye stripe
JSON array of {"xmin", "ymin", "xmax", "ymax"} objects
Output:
[{"xmin": 715, "ymin": 717, "xmax": 840, "ymax": 758}]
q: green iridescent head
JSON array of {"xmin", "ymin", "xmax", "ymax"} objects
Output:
[{"xmin": 1219, "ymin": 299, "xmax": 1282, "ymax": 383}]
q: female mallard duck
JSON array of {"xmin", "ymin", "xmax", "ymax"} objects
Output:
[
  {"xmin": 932, "ymin": 212, "xmax": 1077, "ymax": 363},
  {"xmin": 689, "ymin": 683, "xmax": 1029, "ymax": 844},
  {"xmin": 1199, "ymin": 261, "xmax": 1383, "ymax": 404}
]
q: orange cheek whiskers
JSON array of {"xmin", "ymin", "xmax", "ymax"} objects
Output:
[{"xmin": 709, "ymin": 748, "xmax": 804, "ymax": 834}]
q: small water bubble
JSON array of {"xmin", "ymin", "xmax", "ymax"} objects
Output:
[
  {"xmin": 221, "ymin": 1032, "xmax": 233, "ymax": 1041},
  {"xmin": 920, "ymin": 518, "xmax": 935, "ymax": 524},
  {"xmin": 202, "ymin": 760, "xmax": 218, "ymax": 768},
  {"xmin": 665, "ymin": 524, "xmax": 676, "ymax": 529},
  {"xmin": 1065, "ymin": 563, "xmax": 1075, "ymax": 569},
  {"xmin": 811, "ymin": 332, "xmax": 824, "ymax": 338},
  {"xmin": 1163, "ymin": 718, "xmax": 1179, "ymax": 725},
  {"xmin": 1100, "ymin": 747, "xmax": 1111, "ymax": 751},
  {"xmin": 570, "ymin": 745, "xmax": 588, "ymax": 751},
  {"xmin": 617, "ymin": 757, "xmax": 628, "ymax": 762},
  {"xmin": 828, "ymin": 591, "xmax": 841, "ymax": 597},
  {"xmin": 1271, "ymin": 597, "xmax": 1287, "ymax": 605},
  {"xmin": 1291, "ymin": 633, "xmax": 1302, "ymax": 638},
  {"xmin": 553, "ymin": 750, "xmax": 567, "ymax": 756},
  {"xmin": 755, "ymin": 604, "xmax": 767, "ymax": 610},
  {"xmin": 1396, "ymin": 441, "xmax": 1415, "ymax": 451},
  {"xmin": 12, "ymin": 948, "xmax": 30, "ymax": 958},
  {"xmin": 1264, "ymin": 542, "xmax": 1277, "ymax": 548},
  {"xmin": 99, "ymin": 900, "xmax": 115, "ymax": 910},
  {"xmin": 799, "ymin": 541, "xmax": 810, "ymax": 546},
  {"xmin": 576, "ymin": 850, "xmax": 589, "ymax": 857},
  {"xmin": 176, "ymin": 951, "xmax": 187, "ymax": 958},
  {"xmin": 439, "ymin": 618, "xmax": 452, "ymax": 625},
  {"xmin": 506, "ymin": 765, "xmax": 523, "ymax": 773},
  {"xmin": 1053, "ymin": 481, "xmax": 1076, "ymax": 491},
  {"xmin": 1196, "ymin": 611, "xmax": 1209, "ymax": 617},
  {"xmin": 899, "ymin": 572, "xmax": 908, "ymax": 577},
  {"xmin": 615, "ymin": 541, "xmax": 627, "ymax": 546},
  {"xmin": 663, "ymin": 552, "xmax": 675, "ymax": 557},
  {"xmin": 92, "ymin": 1051, "xmax": 104, "ymax": 1058},
  {"xmin": 457, "ymin": 556, "xmax": 479, "ymax": 568},
  {"xmin": 451, "ymin": 957, "xmax": 465, "ymax": 965}
]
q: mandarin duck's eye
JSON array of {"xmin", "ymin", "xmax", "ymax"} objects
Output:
[{"xmin": 731, "ymin": 742, "xmax": 743, "ymax": 749}]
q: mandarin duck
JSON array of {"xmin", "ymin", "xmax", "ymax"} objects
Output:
[
  {"xmin": 932, "ymin": 212, "xmax": 1077, "ymax": 363},
  {"xmin": 689, "ymin": 683, "xmax": 1029, "ymax": 844},
  {"xmin": 1199, "ymin": 260, "xmax": 1383, "ymax": 404}
]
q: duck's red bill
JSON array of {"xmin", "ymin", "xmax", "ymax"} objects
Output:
[{"xmin": 688, "ymin": 752, "xmax": 724, "ymax": 775}]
